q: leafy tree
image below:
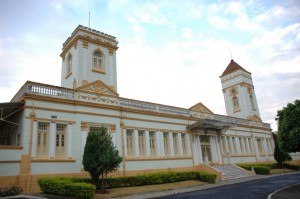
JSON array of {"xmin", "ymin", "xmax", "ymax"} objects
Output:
[
  {"xmin": 276, "ymin": 100, "xmax": 300, "ymax": 152},
  {"xmin": 82, "ymin": 127, "xmax": 122, "ymax": 193},
  {"xmin": 273, "ymin": 133, "xmax": 291, "ymax": 167}
]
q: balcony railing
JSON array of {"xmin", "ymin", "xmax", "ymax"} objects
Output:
[{"xmin": 11, "ymin": 82, "xmax": 271, "ymax": 129}]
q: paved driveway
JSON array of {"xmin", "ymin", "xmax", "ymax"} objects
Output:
[{"xmin": 158, "ymin": 172, "xmax": 300, "ymax": 199}]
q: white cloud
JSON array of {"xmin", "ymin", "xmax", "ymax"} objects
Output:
[{"xmin": 208, "ymin": 16, "xmax": 229, "ymax": 29}]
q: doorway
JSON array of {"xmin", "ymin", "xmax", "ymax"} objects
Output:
[{"xmin": 200, "ymin": 135, "xmax": 212, "ymax": 165}]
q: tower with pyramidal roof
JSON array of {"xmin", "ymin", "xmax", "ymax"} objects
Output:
[{"xmin": 220, "ymin": 60, "xmax": 261, "ymax": 122}]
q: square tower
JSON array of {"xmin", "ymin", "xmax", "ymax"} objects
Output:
[
  {"xmin": 220, "ymin": 60, "xmax": 261, "ymax": 122},
  {"xmin": 60, "ymin": 25, "xmax": 118, "ymax": 91}
]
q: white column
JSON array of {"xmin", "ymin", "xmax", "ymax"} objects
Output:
[
  {"xmin": 123, "ymin": 129, "xmax": 127, "ymax": 157},
  {"xmin": 215, "ymin": 136, "xmax": 223, "ymax": 164},
  {"xmin": 67, "ymin": 124, "xmax": 72, "ymax": 159},
  {"xmin": 241, "ymin": 137, "xmax": 246, "ymax": 155},
  {"xmin": 81, "ymin": 128, "xmax": 88, "ymax": 157},
  {"xmin": 133, "ymin": 129, "xmax": 139, "ymax": 158},
  {"xmin": 145, "ymin": 131, "xmax": 150, "ymax": 157},
  {"xmin": 177, "ymin": 133, "xmax": 183, "ymax": 157},
  {"xmin": 193, "ymin": 136, "xmax": 201, "ymax": 164},
  {"xmin": 168, "ymin": 132, "xmax": 174, "ymax": 157},
  {"xmin": 186, "ymin": 134, "xmax": 192, "ymax": 156},
  {"xmin": 245, "ymin": 138, "xmax": 250, "ymax": 154},
  {"xmin": 48, "ymin": 122, "xmax": 56, "ymax": 159},
  {"xmin": 155, "ymin": 131, "xmax": 161, "ymax": 157},
  {"xmin": 224, "ymin": 136, "xmax": 231, "ymax": 164},
  {"xmin": 252, "ymin": 136, "xmax": 260, "ymax": 161},
  {"xmin": 263, "ymin": 138, "xmax": 269, "ymax": 159},
  {"xmin": 235, "ymin": 137, "xmax": 242, "ymax": 155},
  {"xmin": 160, "ymin": 132, "xmax": 165, "ymax": 157},
  {"xmin": 229, "ymin": 137, "xmax": 234, "ymax": 155},
  {"xmin": 31, "ymin": 120, "xmax": 38, "ymax": 158},
  {"xmin": 198, "ymin": 136, "xmax": 203, "ymax": 164}
]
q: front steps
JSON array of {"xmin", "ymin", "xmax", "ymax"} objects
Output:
[{"xmin": 212, "ymin": 164, "xmax": 255, "ymax": 180}]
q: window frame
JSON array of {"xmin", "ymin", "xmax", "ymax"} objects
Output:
[{"xmin": 92, "ymin": 49, "xmax": 105, "ymax": 73}]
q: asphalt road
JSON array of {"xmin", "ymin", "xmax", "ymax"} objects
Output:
[{"xmin": 159, "ymin": 172, "xmax": 300, "ymax": 199}]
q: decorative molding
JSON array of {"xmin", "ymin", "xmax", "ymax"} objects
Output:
[
  {"xmin": 189, "ymin": 102, "xmax": 213, "ymax": 114},
  {"xmin": 81, "ymin": 122, "xmax": 88, "ymax": 131},
  {"xmin": 191, "ymin": 113, "xmax": 214, "ymax": 119},
  {"xmin": 76, "ymin": 80, "xmax": 119, "ymax": 97},
  {"xmin": 78, "ymin": 93, "xmax": 117, "ymax": 104},
  {"xmin": 108, "ymin": 48, "xmax": 114, "ymax": 55},
  {"xmin": 82, "ymin": 41, "xmax": 89, "ymax": 48},
  {"xmin": 247, "ymin": 114, "xmax": 262, "ymax": 123},
  {"xmin": 229, "ymin": 86, "xmax": 239, "ymax": 97},
  {"xmin": 74, "ymin": 41, "xmax": 78, "ymax": 49}
]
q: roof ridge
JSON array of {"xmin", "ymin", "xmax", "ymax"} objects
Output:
[{"xmin": 220, "ymin": 59, "xmax": 251, "ymax": 77}]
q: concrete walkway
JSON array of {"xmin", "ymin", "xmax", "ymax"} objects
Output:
[{"xmin": 115, "ymin": 171, "xmax": 300, "ymax": 199}]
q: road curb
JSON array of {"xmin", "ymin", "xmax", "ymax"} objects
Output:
[{"xmin": 267, "ymin": 182, "xmax": 300, "ymax": 199}]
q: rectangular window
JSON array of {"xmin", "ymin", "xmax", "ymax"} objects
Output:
[
  {"xmin": 239, "ymin": 137, "xmax": 245, "ymax": 154},
  {"xmin": 257, "ymin": 139, "xmax": 264, "ymax": 155},
  {"xmin": 149, "ymin": 131, "xmax": 156, "ymax": 157},
  {"xmin": 37, "ymin": 123, "xmax": 49, "ymax": 159},
  {"xmin": 267, "ymin": 139, "xmax": 273, "ymax": 154},
  {"xmin": 248, "ymin": 138, "xmax": 254, "ymax": 154},
  {"xmin": 163, "ymin": 133, "xmax": 169, "ymax": 157},
  {"xmin": 227, "ymin": 137, "xmax": 232, "ymax": 155},
  {"xmin": 232, "ymin": 137, "xmax": 237, "ymax": 155},
  {"xmin": 173, "ymin": 133, "xmax": 178, "ymax": 156},
  {"xmin": 55, "ymin": 124, "xmax": 67, "ymax": 159},
  {"xmin": 138, "ymin": 131, "xmax": 145, "ymax": 157},
  {"xmin": 126, "ymin": 129, "xmax": 134, "ymax": 158},
  {"xmin": 221, "ymin": 136, "xmax": 227, "ymax": 155},
  {"xmin": 181, "ymin": 134, "xmax": 187, "ymax": 156},
  {"xmin": 89, "ymin": 126, "xmax": 101, "ymax": 133}
]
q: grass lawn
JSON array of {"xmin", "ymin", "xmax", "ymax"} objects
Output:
[
  {"xmin": 93, "ymin": 180, "xmax": 206, "ymax": 198},
  {"xmin": 270, "ymin": 168, "xmax": 295, "ymax": 174}
]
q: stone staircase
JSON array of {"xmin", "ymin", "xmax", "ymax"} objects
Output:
[{"xmin": 212, "ymin": 164, "xmax": 255, "ymax": 180}]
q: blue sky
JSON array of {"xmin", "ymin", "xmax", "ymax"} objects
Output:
[{"xmin": 0, "ymin": 0, "xmax": 299, "ymax": 130}]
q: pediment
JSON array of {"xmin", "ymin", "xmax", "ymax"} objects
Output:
[
  {"xmin": 76, "ymin": 80, "xmax": 119, "ymax": 97},
  {"xmin": 247, "ymin": 114, "xmax": 262, "ymax": 123},
  {"xmin": 189, "ymin": 102, "xmax": 213, "ymax": 114}
]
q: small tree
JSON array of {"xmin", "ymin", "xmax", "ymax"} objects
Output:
[
  {"xmin": 82, "ymin": 127, "xmax": 122, "ymax": 193},
  {"xmin": 273, "ymin": 133, "xmax": 291, "ymax": 167}
]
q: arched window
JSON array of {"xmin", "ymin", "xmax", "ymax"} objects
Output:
[
  {"xmin": 66, "ymin": 54, "xmax": 72, "ymax": 75},
  {"xmin": 93, "ymin": 50, "xmax": 104, "ymax": 71},
  {"xmin": 250, "ymin": 95, "xmax": 255, "ymax": 110},
  {"xmin": 232, "ymin": 97, "xmax": 240, "ymax": 112}
]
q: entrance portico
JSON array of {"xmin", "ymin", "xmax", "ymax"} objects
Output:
[{"xmin": 187, "ymin": 119, "xmax": 235, "ymax": 165}]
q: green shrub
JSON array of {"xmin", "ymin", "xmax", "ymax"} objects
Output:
[
  {"xmin": 38, "ymin": 177, "xmax": 95, "ymax": 199},
  {"xmin": 72, "ymin": 171, "xmax": 216, "ymax": 189},
  {"xmin": 253, "ymin": 166, "xmax": 270, "ymax": 174},
  {"xmin": 0, "ymin": 185, "xmax": 22, "ymax": 197},
  {"xmin": 198, "ymin": 171, "xmax": 217, "ymax": 183},
  {"xmin": 282, "ymin": 163, "xmax": 300, "ymax": 170}
]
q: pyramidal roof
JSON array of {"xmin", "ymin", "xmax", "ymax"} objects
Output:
[{"xmin": 220, "ymin": 59, "xmax": 251, "ymax": 77}]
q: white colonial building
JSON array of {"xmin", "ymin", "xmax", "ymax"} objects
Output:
[{"xmin": 1, "ymin": 25, "xmax": 296, "ymax": 193}]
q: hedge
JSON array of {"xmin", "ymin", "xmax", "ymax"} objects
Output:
[
  {"xmin": 0, "ymin": 185, "xmax": 22, "ymax": 197},
  {"xmin": 236, "ymin": 163, "xmax": 300, "ymax": 175},
  {"xmin": 72, "ymin": 171, "xmax": 216, "ymax": 188},
  {"xmin": 38, "ymin": 177, "xmax": 95, "ymax": 199},
  {"xmin": 38, "ymin": 171, "xmax": 216, "ymax": 198}
]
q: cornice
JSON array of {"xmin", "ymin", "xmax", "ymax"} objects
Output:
[{"xmin": 60, "ymin": 35, "xmax": 119, "ymax": 58}]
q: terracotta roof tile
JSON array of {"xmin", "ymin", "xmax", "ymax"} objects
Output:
[{"xmin": 220, "ymin": 59, "xmax": 251, "ymax": 77}]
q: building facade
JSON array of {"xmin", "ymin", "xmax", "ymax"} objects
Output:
[{"xmin": 1, "ymin": 25, "xmax": 297, "ymax": 193}]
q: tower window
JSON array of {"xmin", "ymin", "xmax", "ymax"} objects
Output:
[
  {"xmin": 250, "ymin": 95, "xmax": 256, "ymax": 110},
  {"xmin": 66, "ymin": 54, "xmax": 72, "ymax": 77},
  {"xmin": 232, "ymin": 97, "xmax": 240, "ymax": 112},
  {"xmin": 93, "ymin": 50, "xmax": 104, "ymax": 72}
]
